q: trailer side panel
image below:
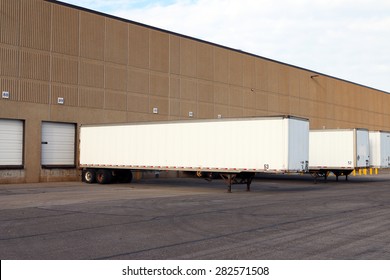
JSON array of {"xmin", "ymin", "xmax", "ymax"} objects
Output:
[{"xmin": 80, "ymin": 117, "xmax": 309, "ymax": 173}]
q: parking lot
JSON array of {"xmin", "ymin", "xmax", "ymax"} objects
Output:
[{"xmin": 1, "ymin": 173, "xmax": 390, "ymax": 260}]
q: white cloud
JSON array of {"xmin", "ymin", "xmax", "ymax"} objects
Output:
[{"xmin": 60, "ymin": 0, "xmax": 390, "ymax": 92}]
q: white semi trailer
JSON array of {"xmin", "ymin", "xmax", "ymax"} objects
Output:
[
  {"xmin": 79, "ymin": 116, "xmax": 309, "ymax": 192},
  {"xmin": 309, "ymin": 128, "xmax": 370, "ymax": 181},
  {"xmin": 369, "ymin": 131, "xmax": 390, "ymax": 168}
]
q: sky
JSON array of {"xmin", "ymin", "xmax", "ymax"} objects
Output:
[{"xmin": 58, "ymin": 0, "xmax": 390, "ymax": 93}]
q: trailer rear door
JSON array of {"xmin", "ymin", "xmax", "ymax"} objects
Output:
[
  {"xmin": 356, "ymin": 129, "xmax": 370, "ymax": 168},
  {"xmin": 382, "ymin": 133, "xmax": 390, "ymax": 167}
]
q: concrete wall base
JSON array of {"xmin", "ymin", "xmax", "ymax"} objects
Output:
[
  {"xmin": 40, "ymin": 169, "xmax": 80, "ymax": 182},
  {"xmin": 0, "ymin": 170, "xmax": 26, "ymax": 184}
]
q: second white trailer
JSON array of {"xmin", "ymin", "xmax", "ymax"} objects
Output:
[
  {"xmin": 309, "ymin": 129, "xmax": 370, "ymax": 181},
  {"xmin": 369, "ymin": 131, "xmax": 390, "ymax": 168}
]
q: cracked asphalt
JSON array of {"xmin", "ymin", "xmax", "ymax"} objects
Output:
[{"xmin": 1, "ymin": 173, "xmax": 390, "ymax": 260}]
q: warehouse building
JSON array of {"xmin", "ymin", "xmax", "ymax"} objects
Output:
[{"xmin": 1, "ymin": 0, "xmax": 390, "ymax": 183}]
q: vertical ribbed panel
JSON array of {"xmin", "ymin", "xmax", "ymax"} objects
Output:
[
  {"xmin": 105, "ymin": 18, "xmax": 128, "ymax": 65},
  {"xmin": 180, "ymin": 38, "xmax": 197, "ymax": 77},
  {"xmin": 79, "ymin": 88, "xmax": 104, "ymax": 108},
  {"xmin": 0, "ymin": 45, "xmax": 19, "ymax": 77},
  {"xmin": 150, "ymin": 72, "xmax": 169, "ymax": 97},
  {"xmin": 128, "ymin": 68, "xmax": 149, "ymax": 94},
  {"xmin": 150, "ymin": 30, "xmax": 169, "ymax": 72},
  {"xmin": 196, "ymin": 42, "xmax": 214, "ymax": 80},
  {"xmin": 0, "ymin": 0, "xmax": 20, "ymax": 45},
  {"xmin": 51, "ymin": 85, "xmax": 78, "ymax": 106},
  {"xmin": 228, "ymin": 52, "xmax": 243, "ymax": 86},
  {"xmin": 0, "ymin": 78, "xmax": 19, "ymax": 101},
  {"xmin": 52, "ymin": 5, "xmax": 79, "ymax": 56},
  {"xmin": 243, "ymin": 56, "xmax": 255, "ymax": 89},
  {"xmin": 105, "ymin": 65, "xmax": 127, "ymax": 91},
  {"xmin": 180, "ymin": 78, "xmax": 197, "ymax": 101},
  {"xmin": 104, "ymin": 91, "xmax": 127, "ymax": 111},
  {"xmin": 20, "ymin": 0, "xmax": 50, "ymax": 50},
  {"xmin": 80, "ymin": 11, "xmax": 105, "ymax": 60},
  {"xmin": 127, "ymin": 93, "xmax": 149, "ymax": 113},
  {"xmin": 19, "ymin": 80, "xmax": 49, "ymax": 104},
  {"xmin": 129, "ymin": 25, "xmax": 149, "ymax": 69},
  {"xmin": 79, "ymin": 60, "xmax": 104, "ymax": 88},
  {"xmin": 52, "ymin": 55, "xmax": 78, "ymax": 85},
  {"xmin": 20, "ymin": 50, "xmax": 50, "ymax": 81},
  {"xmin": 169, "ymin": 36, "xmax": 180, "ymax": 74}
]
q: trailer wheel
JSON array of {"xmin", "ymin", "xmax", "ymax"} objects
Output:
[
  {"xmin": 83, "ymin": 169, "xmax": 96, "ymax": 184},
  {"xmin": 117, "ymin": 170, "xmax": 133, "ymax": 183},
  {"xmin": 96, "ymin": 169, "xmax": 112, "ymax": 184}
]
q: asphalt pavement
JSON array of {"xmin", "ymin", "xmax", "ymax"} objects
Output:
[{"xmin": 1, "ymin": 173, "xmax": 390, "ymax": 259}]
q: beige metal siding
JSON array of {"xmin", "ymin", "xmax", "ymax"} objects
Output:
[
  {"xmin": 20, "ymin": 0, "xmax": 51, "ymax": 51},
  {"xmin": 105, "ymin": 65, "xmax": 127, "ymax": 92},
  {"xmin": 0, "ymin": 45, "xmax": 19, "ymax": 77},
  {"xmin": 180, "ymin": 38, "xmax": 197, "ymax": 77},
  {"xmin": 52, "ymin": 5, "xmax": 79, "ymax": 56},
  {"xmin": 128, "ymin": 67, "xmax": 149, "ymax": 94},
  {"xmin": 51, "ymin": 85, "xmax": 78, "ymax": 106},
  {"xmin": 0, "ymin": 78, "xmax": 18, "ymax": 101},
  {"xmin": 19, "ymin": 80, "xmax": 49, "ymax": 104},
  {"xmin": 105, "ymin": 91, "xmax": 127, "ymax": 111},
  {"xmin": 127, "ymin": 92, "xmax": 149, "ymax": 113},
  {"xmin": 105, "ymin": 19, "xmax": 128, "ymax": 65},
  {"xmin": 169, "ymin": 36, "xmax": 180, "ymax": 74},
  {"xmin": 197, "ymin": 81, "xmax": 214, "ymax": 103},
  {"xmin": 150, "ymin": 30, "xmax": 169, "ymax": 73},
  {"xmin": 80, "ymin": 11, "xmax": 105, "ymax": 60},
  {"xmin": 79, "ymin": 60, "xmax": 104, "ymax": 88},
  {"xmin": 128, "ymin": 25, "xmax": 149, "ymax": 69},
  {"xmin": 180, "ymin": 78, "xmax": 197, "ymax": 101},
  {"xmin": 1, "ymin": 0, "xmax": 20, "ymax": 45},
  {"xmin": 52, "ymin": 55, "xmax": 78, "ymax": 85},
  {"xmin": 20, "ymin": 50, "xmax": 50, "ymax": 81},
  {"xmin": 229, "ymin": 52, "xmax": 243, "ymax": 86},
  {"xmin": 150, "ymin": 72, "xmax": 169, "ymax": 97},
  {"xmin": 197, "ymin": 43, "xmax": 214, "ymax": 81},
  {"xmin": 79, "ymin": 88, "xmax": 104, "ymax": 109},
  {"xmin": 1, "ymin": 0, "xmax": 390, "ymax": 183},
  {"xmin": 214, "ymin": 48, "xmax": 229, "ymax": 83}
]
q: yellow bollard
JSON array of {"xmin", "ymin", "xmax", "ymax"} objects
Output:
[
  {"xmin": 369, "ymin": 168, "xmax": 373, "ymax": 175},
  {"xmin": 352, "ymin": 169, "xmax": 356, "ymax": 176},
  {"xmin": 375, "ymin": 168, "xmax": 378, "ymax": 175},
  {"xmin": 358, "ymin": 169, "xmax": 362, "ymax": 175},
  {"xmin": 363, "ymin": 168, "xmax": 367, "ymax": 175}
]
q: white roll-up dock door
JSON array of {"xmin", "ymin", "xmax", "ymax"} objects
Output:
[
  {"xmin": 41, "ymin": 122, "xmax": 76, "ymax": 167},
  {"xmin": 0, "ymin": 119, "xmax": 24, "ymax": 167}
]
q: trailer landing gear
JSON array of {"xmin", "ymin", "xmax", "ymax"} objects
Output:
[
  {"xmin": 332, "ymin": 170, "xmax": 353, "ymax": 181},
  {"xmin": 310, "ymin": 170, "xmax": 353, "ymax": 183},
  {"xmin": 311, "ymin": 170, "xmax": 330, "ymax": 184},
  {"xmin": 220, "ymin": 172, "xmax": 255, "ymax": 193}
]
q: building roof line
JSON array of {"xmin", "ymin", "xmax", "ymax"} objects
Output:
[{"xmin": 46, "ymin": 0, "xmax": 389, "ymax": 95}]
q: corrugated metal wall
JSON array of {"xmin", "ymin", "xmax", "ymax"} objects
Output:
[
  {"xmin": 0, "ymin": 0, "xmax": 388, "ymax": 124},
  {"xmin": 1, "ymin": 0, "xmax": 390, "ymax": 183}
]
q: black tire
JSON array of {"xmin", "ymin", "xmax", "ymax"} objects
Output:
[
  {"xmin": 83, "ymin": 169, "xmax": 96, "ymax": 184},
  {"xmin": 96, "ymin": 169, "xmax": 112, "ymax": 184},
  {"xmin": 117, "ymin": 170, "xmax": 133, "ymax": 183}
]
